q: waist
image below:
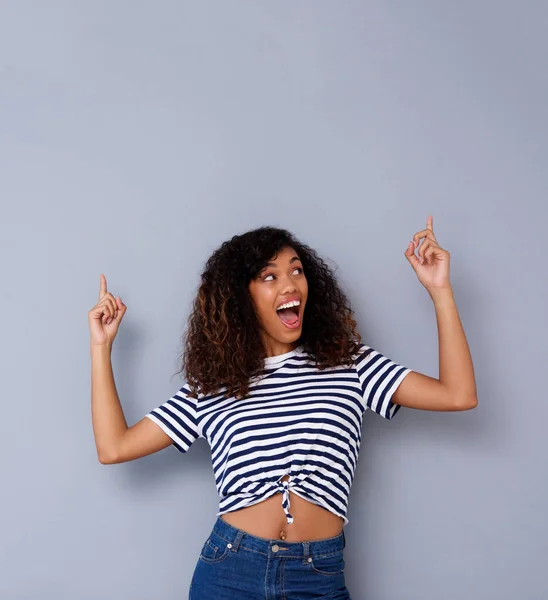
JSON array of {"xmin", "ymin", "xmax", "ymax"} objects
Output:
[
  {"xmin": 211, "ymin": 515, "xmax": 346, "ymax": 557},
  {"xmin": 219, "ymin": 491, "xmax": 345, "ymax": 541}
]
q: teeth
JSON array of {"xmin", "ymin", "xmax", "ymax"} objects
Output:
[{"xmin": 276, "ymin": 300, "xmax": 300, "ymax": 311}]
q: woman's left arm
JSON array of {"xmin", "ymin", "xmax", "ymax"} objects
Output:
[{"xmin": 392, "ymin": 215, "xmax": 478, "ymax": 412}]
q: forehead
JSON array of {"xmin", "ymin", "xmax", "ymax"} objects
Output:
[{"xmin": 265, "ymin": 247, "xmax": 301, "ymax": 267}]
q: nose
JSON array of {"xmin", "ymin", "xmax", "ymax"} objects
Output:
[{"xmin": 280, "ymin": 286, "xmax": 298, "ymax": 298}]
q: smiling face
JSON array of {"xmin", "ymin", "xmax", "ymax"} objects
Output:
[{"xmin": 248, "ymin": 245, "xmax": 308, "ymax": 358}]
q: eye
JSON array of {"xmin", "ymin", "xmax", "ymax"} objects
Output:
[{"xmin": 263, "ymin": 267, "xmax": 303, "ymax": 281}]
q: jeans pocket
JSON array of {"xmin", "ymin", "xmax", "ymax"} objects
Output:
[
  {"xmin": 309, "ymin": 550, "xmax": 345, "ymax": 576},
  {"xmin": 199, "ymin": 533, "xmax": 232, "ymax": 564}
]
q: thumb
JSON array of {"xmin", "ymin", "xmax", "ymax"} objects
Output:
[{"xmin": 404, "ymin": 241, "xmax": 420, "ymax": 271}]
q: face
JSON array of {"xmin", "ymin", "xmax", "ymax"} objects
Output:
[{"xmin": 248, "ymin": 246, "xmax": 308, "ymax": 358}]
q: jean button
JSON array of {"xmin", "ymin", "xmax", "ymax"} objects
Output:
[{"xmin": 272, "ymin": 544, "xmax": 279, "ymax": 553}]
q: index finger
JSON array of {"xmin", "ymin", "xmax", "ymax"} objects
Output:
[{"xmin": 99, "ymin": 273, "xmax": 107, "ymax": 300}]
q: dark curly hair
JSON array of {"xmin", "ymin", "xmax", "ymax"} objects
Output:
[{"xmin": 174, "ymin": 226, "xmax": 364, "ymax": 400}]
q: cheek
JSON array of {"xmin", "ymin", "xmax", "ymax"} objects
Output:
[{"xmin": 251, "ymin": 293, "xmax": 276, "ymax": 322}]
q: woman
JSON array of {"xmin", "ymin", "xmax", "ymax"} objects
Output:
[{"xmin": 89, "ymin": 216, "xmax": 477, "ymax": 599}]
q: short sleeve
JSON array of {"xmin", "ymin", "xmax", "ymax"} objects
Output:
[
  {"xmin": 353, "ymin": 343, "xmax": 412, "ymax": 420},
  {"xmin": 144, "ymin": 385, "xmax": 201, "ymax": 453}
]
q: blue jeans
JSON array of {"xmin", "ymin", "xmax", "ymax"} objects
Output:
[{"xmin": 189, "ymin": 516, "xmax": 352, "ymax": 599}]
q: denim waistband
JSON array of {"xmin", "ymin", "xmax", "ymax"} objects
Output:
[{"xmin": 210, "ymin": 516, "xmax": 345, "ymax": 559}]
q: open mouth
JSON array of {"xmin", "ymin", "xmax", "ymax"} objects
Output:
[{"xmin": 276, "ymin": 304, "xmax": 301, "ymax": 329}]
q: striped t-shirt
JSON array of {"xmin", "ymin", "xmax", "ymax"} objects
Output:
[{"xmin": 145, "ymin": 342, "xmax": 412, "ymax": 526}]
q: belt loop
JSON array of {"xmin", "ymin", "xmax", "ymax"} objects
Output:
[
  {"xmin": 342, "ymin": 529, "xmax": 346, "ymax": 548},
  {"xmin": 231, "ymin": 529, "xmax": 244, "ymax": 552},
  {"xmin": 302, "ymin": 541, "xmax": 310, "ymax": 564}
]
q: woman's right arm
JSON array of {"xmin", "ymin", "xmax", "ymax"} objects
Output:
[
  {"xmin": 91, "ymin": 344, "xmax": 172, "ymax": 464},
  {"xmin": 89, "ymin": 274, "xmax": 172, "ymax": 464}
]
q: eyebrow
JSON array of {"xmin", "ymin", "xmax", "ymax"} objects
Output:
[{"xmin": 265, "ymin": 256, "xmax": 301, "ymax": 268}]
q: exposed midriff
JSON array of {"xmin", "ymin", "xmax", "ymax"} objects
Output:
[{"xmin": 220, "ymin": 475, "xmax": 344, "ymax": 542}]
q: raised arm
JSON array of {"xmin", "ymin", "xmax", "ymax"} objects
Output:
[
  {"xmin": 396, "ymin": 215, "xmax": 478, "ymax": 411},
  {"xmin": 89, "ymin": 274, "xmax": 172, "ymax": 464}
]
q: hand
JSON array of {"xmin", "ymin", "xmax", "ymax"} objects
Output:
[
  {"xmin": 88, "ymin": 274, "xmax": 127, "ymax": 347},
  {"xmin": 404, "ymin": 215, "xmax": 451, "ymax": 294}
]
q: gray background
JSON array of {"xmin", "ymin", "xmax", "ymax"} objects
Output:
[{"xmin": 1, "ymin": 1, "xmax": 546, "ymax": 599}]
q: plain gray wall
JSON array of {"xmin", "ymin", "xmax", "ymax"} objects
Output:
[{"xmin": 1, "ymin": 1, "xmax": 546, "ymax": 598}]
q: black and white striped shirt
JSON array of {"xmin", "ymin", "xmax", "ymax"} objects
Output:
[{"xmin": 145, "ymin": 343, "xmax": 412, "ymax": 526}]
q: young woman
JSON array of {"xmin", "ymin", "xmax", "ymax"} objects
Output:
[{"xmin": 89, "ymin": 216, "xmax": 477, "ymax": 599}]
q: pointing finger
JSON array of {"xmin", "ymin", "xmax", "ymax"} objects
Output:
[{"xmin": 99, "ymin": 273, "xmax": 107, "ymax": 301}]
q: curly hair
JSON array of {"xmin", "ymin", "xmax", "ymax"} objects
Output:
[{"xmin": 174, "ymin": 226, "xmax": 364, "ymax": 400}]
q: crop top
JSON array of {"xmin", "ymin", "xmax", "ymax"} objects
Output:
[{"xmin": 145, "ymin": 342, "xmax": 412, "ymax": 527}]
